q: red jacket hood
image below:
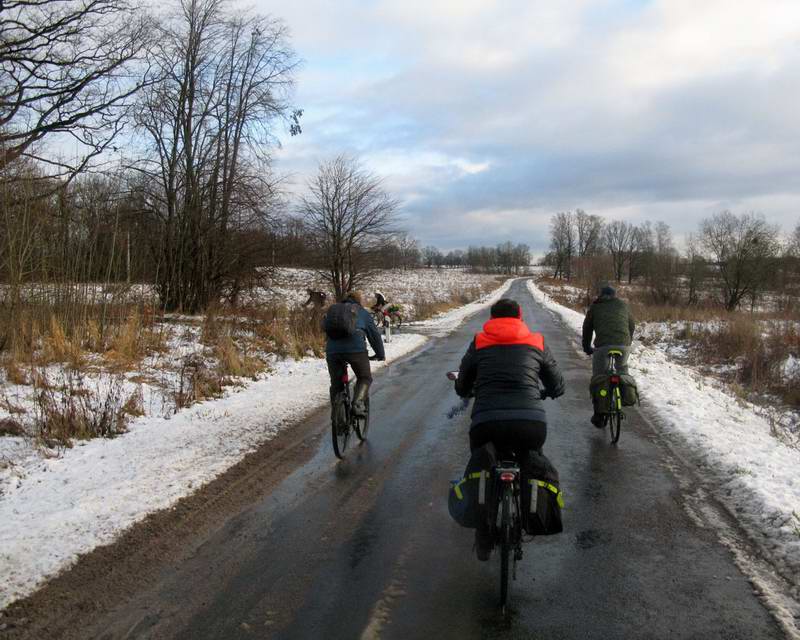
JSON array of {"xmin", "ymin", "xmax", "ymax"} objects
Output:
[{"xmin": 476, "ymin": 317, "xmax": 544, "ymax": 350}]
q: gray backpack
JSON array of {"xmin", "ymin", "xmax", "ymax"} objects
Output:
[{"xmin": 323, "ymin": 303, "xmax": 359, "ymax": 339}]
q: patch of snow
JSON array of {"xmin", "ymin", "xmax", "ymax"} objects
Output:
[
  {"xmin": 0, "ymin": 277, "xmax": 512, "ymax": 610},
  {"xmin": 527, "ymin": 280, "xmax": 800, "ymax": 596},
  {"xmin": 783, "ymin": 355, "xmax": 800, "ymax": 381}
]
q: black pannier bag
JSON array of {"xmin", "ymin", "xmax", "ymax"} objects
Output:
[
  {"xmin": 619, "ymin": 374, "xmax": 640, "ymax": 406},
  {"xmin": 590, "ymin": 374, "xmax": 614, "ymax": 414},
  {"xmin": 448, "ymin": 443, "xmax": 497, "ymax": 529},
  {"xmin": 322, "ymin": 303, "xmax": 359, "ymax": 339},
  {"xmin": 520, "ymin": 450, "xmax": 564, "ymax": 536}
]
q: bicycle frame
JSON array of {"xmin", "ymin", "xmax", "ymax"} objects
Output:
[
  {"xmin": 603, "ymin": 350, "xmax": 625, "ymax": 442},
  {"xmin": 493, "ymin": 460, "xmax": 523, "ymax": 611}
]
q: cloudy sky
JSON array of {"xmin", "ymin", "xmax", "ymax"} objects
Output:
[{"xmin": 254, "ymin": 0, "xmax": 800, "ymax": 253}]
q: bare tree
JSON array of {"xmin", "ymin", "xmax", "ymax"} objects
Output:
[
  {"xmin": 628, "ymin": 221, "xmax": 653, "ymax": 283},
  {"xmin": 604, "ymin": 220, "xmax": 633, "ymax": 283},
  {"xmin": 0, "ymin": 0, "xmax": 151, "ymax": 180},
  {"xmin": 647, "ymin": 222, "xmax": 681, "ymax": 304},
  {"xmin": 300, "ymin": 156, "xmax": 399, "ymax": 300},
  {"xmin": 699, "ymin": 211, "xmax": 780, "ymax": 311},
  {"xmin": 549, "ymin": 211, "xmax": 575, "ymax": 280},
  {"xmin": 575, "ymin": 209, "xmax": 604, "ymax": 258},
  {"xmin": 134, "ymin": 0, "xmax": 300, "ymax": 312}
]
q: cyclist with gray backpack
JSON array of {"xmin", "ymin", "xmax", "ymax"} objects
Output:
[{"xmin": 323, "ymin": 291, "xmax": 385, "ymax": 418}]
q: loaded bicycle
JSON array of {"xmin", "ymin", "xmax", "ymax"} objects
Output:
[
  {"xmin": 597, "ymin": 349, "xmax": 626, "ymax": 444},
  {"xmin": 447, "ymin": 371, "xmax": 524, "ymax": 612},
  {"xmin": 371, "ymin": 305, "xmax": 402, "ymax": 333}
]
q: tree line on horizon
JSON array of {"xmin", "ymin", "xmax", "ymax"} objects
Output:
[{"xmin": 543, "ymin": 209, "xmax": 800, "ymax": 312}]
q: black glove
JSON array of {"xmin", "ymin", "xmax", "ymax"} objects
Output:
[
  {"xmin": 369, "ymin": 355, "xmax": 385, "ymax": 361},
  {"xmin": 584, "ymin": 347, "xmax": 594, "ymax": 356}
]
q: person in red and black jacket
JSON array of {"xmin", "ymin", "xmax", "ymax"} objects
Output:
[
  {"xmin": 454, "ymin": 298, "xmax": 565, "ymax": 560},
  {"xmin": 455, "ymin": 297, "xmax": 565, "ymax": 457}
]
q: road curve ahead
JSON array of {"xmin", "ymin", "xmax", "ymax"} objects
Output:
[{"xmin": 14, "ymin": 280, "xmax": 788, "ymax": 640}]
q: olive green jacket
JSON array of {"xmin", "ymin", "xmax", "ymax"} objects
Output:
[{"xmin": 581, "ymin": 295, "xmax": 635, "ymax": 353}]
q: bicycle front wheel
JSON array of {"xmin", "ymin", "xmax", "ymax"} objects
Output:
[
  {"xmin": 499, "ymin": 487, "xmax": 511, "ymax": 610},
  {"xmin": 354, "ymin": 396, "xmax": 370, "ymax": 441},
  {"xmin": 331, "ymin": 394, "xmax": 350, "ymax": 459},
  {"xmin": 609, "ymin": 412, "xmax": 622, "ymax": 444}
]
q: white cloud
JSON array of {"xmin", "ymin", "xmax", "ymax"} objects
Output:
[{"xmin": 259, "ymin": 0, "xmax": 800, "ymax": 245}]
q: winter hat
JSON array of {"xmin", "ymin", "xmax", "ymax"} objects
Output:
[{"xmin": 600, "ymin": 285, "xmax": 616, "ymax": 297}]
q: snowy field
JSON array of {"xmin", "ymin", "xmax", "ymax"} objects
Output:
[
  {"xmin": 0, "ymin": 278, "xmax": 512, "ymax": 610},
  {"xmin": 250, "ymin": 267, "xmax": 501, "ymax": 316},
  {"xmin": 527, "ymin": 280, "xmax": 800, "ymax": 615}
]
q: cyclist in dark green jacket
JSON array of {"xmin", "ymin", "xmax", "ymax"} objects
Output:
[{"xmin": 582, "ymin": 285, "xmax": 635, "ymax": 425}]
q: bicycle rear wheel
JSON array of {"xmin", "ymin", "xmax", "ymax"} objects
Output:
[
  {"xmin": 354, "ymin": 396, "xmax": 370, "ymax": 441},
  {"xmin": 499, "ymin": 486, "xmax": 511, "ymax": 610},
  {"xmin": 608, "ymin": 411, "xmax": 622, "ymax": 444},
  {"xmin": 331, "ymin": 393, "xmax": 350, "ymax": 458}
]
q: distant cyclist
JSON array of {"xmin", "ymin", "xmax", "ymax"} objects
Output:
[
  {"xmin": 454, "ymin": 298, "xmax": 565, "ymax": 559},
  {"xmin": 374, "ymin": 290, "xmax": 388, "ymax": 312},
  {"xmin": 324, "ymin": 291, "xmax": 385, "ymax": 418},
  {"xmin": 582, "ymin": 284, "xmax": 635, "ymax": 427}
]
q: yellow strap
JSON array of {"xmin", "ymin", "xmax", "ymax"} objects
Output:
[
  {"xmin": 453, "ymin": 472, "xmax": 488, "ymax": 500},
  {"xmin": 608, "ymin": 349, "xmax": 623, "ymax": 356},
  {"xmin": 534, "ymin": 480, "xmax": 566, "ymax": 508}
]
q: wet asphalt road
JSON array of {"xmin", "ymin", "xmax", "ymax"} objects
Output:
[{"xmin": 90, "ymin": 279, "xmax": 785, "ymax": 639}]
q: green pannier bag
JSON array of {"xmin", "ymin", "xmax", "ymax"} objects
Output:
[
  {"xmin": 520, "ymin": 450, "xmax": 564, "ymax": 536},
  {"xmin": 619, "ymin": 374, "xmax": 640, "ymax": 407},
  {"xmin": 590, "ymin": 374, "xmax": 615, "ymax": 414},
  {"xmin": 448, "ymin": 443, "xmax": 497, "ymax": 529}
]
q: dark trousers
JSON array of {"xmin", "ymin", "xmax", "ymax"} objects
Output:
[
  {"xmin": 469, "ymin": 419, "xmax": 548, "ymax": 456},
  {"xmin": 326, "ymin": 351, "xmax": 372, "ymax": 400}
]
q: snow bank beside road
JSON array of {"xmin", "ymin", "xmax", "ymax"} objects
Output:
[
  {"xmin": 527, "ymin": 281, "xmax": 800, "ymax": 587},
  {"xmin": 0, "ymin": 279, "xmax": 511, "ymax": 610}
]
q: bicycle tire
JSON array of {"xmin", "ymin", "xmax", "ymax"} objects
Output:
[
  {"xmin": 331, "ymin": 393, "xmax": 349, "ymax": 459},
  {"xmin": 609, "ymin": 411, "xmax": 622, "ymax": 444},
  {"xmin": 500, "ymin": 486, "xmax": 511, "ymax": 610},
  {"xmin": 354, "ymin": 396, "xmax": 370, "ymax": 441}
]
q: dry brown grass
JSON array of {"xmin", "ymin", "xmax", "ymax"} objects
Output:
[
  {"xmin": 214, "ymin": 335, "xmax": 265, "ymax": 380},
  {"xmin": 412, "ymin": 283, "xmax": 496, "ymax": 321},
  {"xmin": 32, "ymin": 370, "xmax": 129, "ymax": 446},
  {"xmin": 0, "ymin": 417, "xmax": 24, "ymax": 437},
  {"xmin": 173, "ymin": 356, "xmax": 224, "ymax": 411},
  {"xmin": 242, "ymin": 303, "xmax": 325, "ymax": 360},
  {"xmin": 43, "ymin": 316, "xmax": 84, "ymax": 368},
  {"xmin": 4, "ymin": 357, "xmax": 30, "ymax": 385}
]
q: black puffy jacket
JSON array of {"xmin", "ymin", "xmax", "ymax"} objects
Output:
[{"xmin": 455, "ymin": 317, "xmax": 565, "ymax": 427}]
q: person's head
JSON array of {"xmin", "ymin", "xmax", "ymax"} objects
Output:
[
  {"xmin": 599, "ymin": 283, "xmax": 616, "ymax": 298},
  {"xmin": 342, "ymin": 290, "xmax": 362, "ymax": 305},
  {"xmin": 490, "ymin": 298, "xmax": 522, "ymax": 319}
]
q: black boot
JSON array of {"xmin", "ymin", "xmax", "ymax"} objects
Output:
[{"xmin": 352, "ymin": 380, "xmax": 371, "ymax": 417}]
